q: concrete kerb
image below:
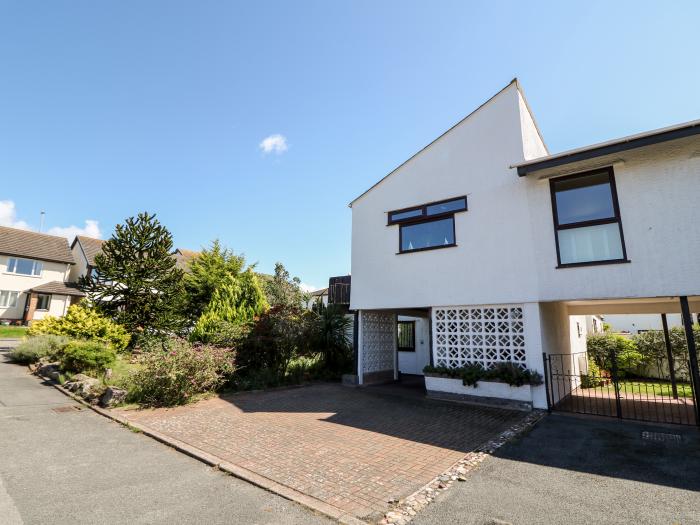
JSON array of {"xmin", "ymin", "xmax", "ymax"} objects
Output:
[{"xmin": 32, "ymin": 368, "xmax": 366, "ymax": 525}]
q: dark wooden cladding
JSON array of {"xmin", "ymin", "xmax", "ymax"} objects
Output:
[{"xmin": 328, "ymin": 275, "xmax": 351, "ymax": 305}]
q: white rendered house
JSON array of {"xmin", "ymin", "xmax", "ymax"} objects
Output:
[
  {"xmin": 0, "ymin": 226, "xmax": 85, "ymax": 324},
  {"xmin": 347, "ymin": 80, "xmax": 700, "ymax": 411}
]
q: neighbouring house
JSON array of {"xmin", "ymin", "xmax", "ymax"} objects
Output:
[
  {"xmin": 0, "ymin": 226, "xmax": 85, "ymax": 324},
  {"xmin": 305, "ymin": 288, "xmax": 329, "ymax": 310},
  {"xmin": 173, "ymin": 248, "xmax": 200, "ymax": 271},
  {"xmin": 69, "ymin": 235, "xmax": 105, "ymax": 281},
  {"xmin": 345, "ymin": 79, "xmax": 700, "ymax": 416}
]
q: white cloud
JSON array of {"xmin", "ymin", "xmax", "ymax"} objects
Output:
[
  {"xmin": 0, "ymin": 200, "xmax": 102, "ymax": 240},
  {"xmin": 259, "ymin": 134, "xmax": 289, "ymax": 155},
  {"xmin": 47, "ymin": 220, "xmax": 101, "ymax": 240},
  {"xmin": 0, "ymin": 200, "xmax": 31, "ymax": 230},
  {"xmin": 299, "ymin": 282, "xmax": 318, "ymax": 293}
]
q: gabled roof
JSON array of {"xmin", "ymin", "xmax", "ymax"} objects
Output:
[
  {"xmin": 173, "ymin": 248, "xmax": 200, "ymax": 270},
  {"xmin": 71, "ymin": 235, "xmax": 105, "ymax": 266},
  {"xmin": 348, "ymin": 78, "xmax": 548, "ymax": 206},
  {"xmin": 512, "ymin": 118, "xmax": 700, "ymax": 176},
  {"xmin": 309, "ymin": 288, "xmax": 329, "ymax": 297},
  {"xmin": 0, "ymin": 226, "xmax": 74, "ymax": 264},
  {"xmin": 31, "ymin": 281, "xmax": 85, "ymax": 297}
]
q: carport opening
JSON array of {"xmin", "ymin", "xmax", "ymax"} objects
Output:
[{"xmin": 543, "ymin": 296, "xmax": 700, "ymax": 426}]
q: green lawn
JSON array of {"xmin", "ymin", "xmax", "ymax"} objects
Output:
[
  {"xmin": 105, "ymin": 354, "xmax": 140, "ymax": 387},
  {"xmin": 0, "ymin": 326, "xmax": 27, "ymax": 338},
  {"xmin": 599, "ymin": 380, "xmax": 694, "ymax": 399}
]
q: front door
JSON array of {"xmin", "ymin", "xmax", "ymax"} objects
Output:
[{"xmin": 398, "ymin": 316, "xmax": 430, "ymax": 375}]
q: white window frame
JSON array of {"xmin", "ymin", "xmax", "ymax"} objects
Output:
[
  {"xmin": 6, "ymin": 257, "xmax": 43, "ymax": 277},
  {"xmin": 0, "ymin": 291, "xmax": 20, "ymax": 308},
  {"xmin": 35, "ymin": 293, "xmax": 52, "ymax": 311}
]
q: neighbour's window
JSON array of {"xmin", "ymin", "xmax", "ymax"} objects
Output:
[
  {"xmin": 6, "ymin": 257, "xmax": 43, "ymax": 276},
  {"xmin": 550, "ymin": 168, "xmax": 627, "ymax": 267},
  {"xmin": 388, "ymin": 196, "xmax": 467, "ymax": 253},
  {"xmin": 0, "ymin": 290, "xmax": 19, "ymax": 308},
  {"xmin": 36, "ymin": 293, "xmax": 51, "ymax": 311},
  {"xmin": 397, "ymin": 321, "xmax": 416, "ymax": 351}
]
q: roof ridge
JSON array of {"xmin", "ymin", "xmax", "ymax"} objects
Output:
[{"xmin": 0, "ymin": 224, "xmax": 69, "ymax": 241}]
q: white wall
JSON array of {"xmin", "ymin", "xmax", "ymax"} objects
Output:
[
  {"xmin": 351, "ymin": 83, "xmax": 544, "ymax": 310},
  {"xmin": 0, "ymin": 256, "xmax": 71, "ymax": 320},
  {"xmin": 527, "ymin": 137, "xmax": 700, "ymax": 302},
  {"xmin": 604, "ymin": 313, "xmax": 683, "ymax": 334},
  {"xmin": 33, "ymin": 295, "xmax": 70, "ymax": 321},
  {"xmin": 69, "ymin": 242, "xmax": 89, "ymax": 282}
]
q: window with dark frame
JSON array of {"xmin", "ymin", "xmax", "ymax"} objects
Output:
[
  {"xmin": 36, "ymin": 293, "xmax": 51, "ymax": 311},
  {"xmin": 550, "ymin": 167, "xmax": 628, "ymax": 267},
  {"xmin": 388, "ymin": 196, "xmax": 467, "ymax": 254},
  {"xmin": 397, "ymin": 320, "xmax": 416, "ymax": 352}
]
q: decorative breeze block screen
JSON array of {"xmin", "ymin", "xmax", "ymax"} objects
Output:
[
  {"xmin": 433, "ymin": 306, "xmax": 525, "ymax": 369},
  {"xmin": 361, "ymin": 311, "xmax": 396, "ymax": 373}
]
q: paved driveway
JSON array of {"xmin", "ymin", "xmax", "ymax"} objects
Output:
[
  {"xmin": 117, "ymin": 383, "xmax": 526, "ymax": 521},
  {"xmin": 413, "ymin": 413, "xmax": 700, "ymax": 525},
  {"xmin": 0, "ymin": 345, "xmax": 331, "ymax": 525}
]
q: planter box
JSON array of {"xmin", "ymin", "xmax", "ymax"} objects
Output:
[{"xmin": 425, "ymin": 375, "xmax": 533, "ymax": 404}]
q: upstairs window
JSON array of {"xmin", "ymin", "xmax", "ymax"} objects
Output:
[
  {"xmin": 6, "ymin": 257, "xmax": 43, "ymax": 276},
  {"xmin": 388, "ymin": 196, "xmax": 467, "ymax": 253},
  {"xmin": 550, "ymin": 168, "xmax": 627, "ymax": 267}
]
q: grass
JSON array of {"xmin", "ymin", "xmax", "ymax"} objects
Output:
[
  {"xmin": 103, "ymin": 354, "xmax": 140, "ymax": 387},
  {"xmin": 0, "ymin": 326, "xmax": 27, "ymax": 338},
  {"xmin": 596, "ymin": 380, "xmax": 694, "ymax": 399}
]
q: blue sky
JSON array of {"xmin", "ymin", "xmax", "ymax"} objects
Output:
[{"xmin": 2, "ymin": 1, "xmax": 699, "ymax": 290}]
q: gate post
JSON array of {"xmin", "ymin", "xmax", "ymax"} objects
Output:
[
  {"xmin": 679, "ymin": 296, "xmax": 700, "ymax": 426},
  {"xmin": 661, "ymin": 314, "xmax": 678, "ymax": 399},
  {"xmin": 610, "ymin": 348, "xmax": 623, "ymax": 418},
  {"xmin": 542, "ymin": 352, "xmax": 551, "ymax": 412}
]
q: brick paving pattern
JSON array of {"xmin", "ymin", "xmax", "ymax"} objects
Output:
[{"xmin": 117, "ymin": 384, "xmax": 525, "ymax": 521}]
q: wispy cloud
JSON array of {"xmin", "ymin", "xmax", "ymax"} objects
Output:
[
  {"xmin": 299, "ymin": 282, "xmax": 319, "ymax": 293},
  {"xmin": 0, "ymin": 200, "xmax": 102, "ymax": 239},
  {"xmin": 259, "ymin": 134, "xmax": 289, "ymax": 155}
]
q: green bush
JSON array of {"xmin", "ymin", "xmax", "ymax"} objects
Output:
[
  {"xmin": 126, "ymin": 339, "xmax": 234, "ymax": 406},
  {"xmin": 59, "ymin": 340, "xmax": 116, "ymax": 374},
  {"xmin": 423, "ymin": 362, "xmax": 543, "ymax": 387},
  {"xmin": 586, "ymin": 332, "xmax": 644, "ymax": 376},
  {"xmin": 27, "ymin": 304, "xmax": 130, "ymax": 351},
  {"xmin": 9, "ymin": 335, "xmax": 69, "ymax": 364},
  {"xmin": 580, "ymin": 358, "xmax": 605, "ymax": 388}
]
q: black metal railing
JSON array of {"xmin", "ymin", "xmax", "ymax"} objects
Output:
[{"xmin": 544, "ymin": 350, "xmax": 697, "ymax": 426}]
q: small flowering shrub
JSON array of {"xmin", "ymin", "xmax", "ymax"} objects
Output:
[
  {"xmin": 28, "ymin": 304, "xmax": 130, "ymax": 351},
  {"xmin": 59, "ymin": 340, "xmax": 116, "ymax": 374},
  {"xmin": 126, "ymin": 339, "xmax": 234, "ymax": 406},
  {"xmin": 9, "ymin": 335, "xmax": 70, "ymax": 364}
]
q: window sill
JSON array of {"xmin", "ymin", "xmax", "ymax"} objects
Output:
[
  {"xmin": 556, "ymin": 259, "xmax": 631, "ymax": 269},
  {"xmin": 3, "ymin": 272, "xmax": 42, "ymax": 278},
  {"xmin": 397, "ymin": 243, "xmax": 458, "ymax": 255}
]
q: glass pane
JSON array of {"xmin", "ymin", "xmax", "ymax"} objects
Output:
[
  {"xmin": 401, "ymin": 218, "xmax": 454, "ymax": 252},
  {"xmin": 558, "ymin": 223, "xmax": 624, "ymax": 264},
  {"xmin": 553, "ymin": 172, "xmax": 615, "ymax": 224},
  {"xmin": 33, "ymin": 261, "xmax": 43, "ymax": 276},
  {"xmin": 397, "ymin": 322, "xmax": 415, "ymax": 350},
  {"xmin": 37, "ymin": 294, "xmax": 50, "ymax": 310},
  {"xmin": 7, "ymin": 258, "xmax": 16, "ymax": 273},
  {"xmin": 0, "ymin": 291, "xmax": 7, "ymax": 307},
  {"xmin": 390, "ymin": 208, "xmax": 423, "ymax": 222},
  {"xmin": 9, "ymin": 292, "xmax": 18, "ymax": 307},
  {"xmin": 13, "ymin": 258, "xmax": 36, "ymax": 275},
  {"xmin": 426, "ymin": 197, "xmax": 466, "ymax": 216}
]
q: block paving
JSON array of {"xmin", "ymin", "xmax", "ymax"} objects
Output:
[{"xmin": 117, "ymin": 384, "xmax": 525, "ymax": 521}]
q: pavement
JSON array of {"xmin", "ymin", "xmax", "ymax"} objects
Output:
[
  {"xmin": 0, "ymin": 340, "xmax": 332, "ymax": 525},
  {"xmin": 412, "ymin": 412, "xmax": 700, "ymax": 525},
  {"xmin": 115, "ymin": 381, "xmax": 526, "ymax": 521}
]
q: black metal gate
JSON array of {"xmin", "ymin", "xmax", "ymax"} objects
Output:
[{"xmin": 544, "ymin": 350, "xmax": 698, "ymax": 426}]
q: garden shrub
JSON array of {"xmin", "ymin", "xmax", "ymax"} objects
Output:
[
  {"xmin": 28, "ymin": 304, "xmax": 130, "ymax": 351},
  {"xmin": 59, "ymin": 340, "xmax": 116, "ymax": 374},
  {"xmin": 586, "ymin": 332, "xmax": 644, "ymax": 376},
  {"xmin": 126, "ymin": 339, "xmax": 234, "ymax": 406},
  {"xmin": 580, "ymin": 358, "xmax": 605, "ymax": 388},
  {"xmin": 423, "ymin": 362, "xmax": 543, "ymax": 387},
  {"xmin": 309, "ymin": 304, "xmax": 353, "ymax": 376},
  {"xmin": 9, "ymin": 335, "xmax": 69, "ymax": 364}
]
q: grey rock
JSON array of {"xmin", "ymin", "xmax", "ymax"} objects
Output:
[
  {"xmin": 63, "ymin": 374, "xmax": 103, "ymax": 403},
  {"xmin": 35, "ymin": 361, "xmax": 61, "ymax": 379},
  {"xmin": 100, "ymin": 386, "xmax": 128, "ymax": 408}
]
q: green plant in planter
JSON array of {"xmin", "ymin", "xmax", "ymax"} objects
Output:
[
  {"xmin": 460, "ymin": 363, "xmax": 485, "ymax": 387},
  {"xmin": 424, "ymin": 362, "xmax": 543, "ymax": 387}
]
